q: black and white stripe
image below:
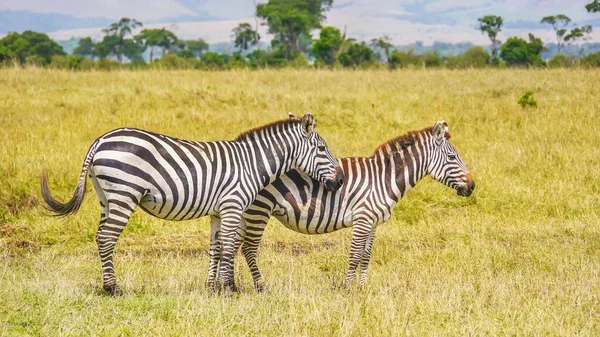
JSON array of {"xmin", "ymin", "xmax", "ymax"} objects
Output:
[
  {"xmin": 241, "ymin": 121, "xmax": 475, "ymax": 290},
  {"xmin": 41, "ymin": 113, "xmax": 344, "ymax": 295}
]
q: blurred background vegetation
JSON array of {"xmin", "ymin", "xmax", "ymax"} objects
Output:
[{"xmin": 1, "ymin": 0, "xmax": 600, "ymax": 70}]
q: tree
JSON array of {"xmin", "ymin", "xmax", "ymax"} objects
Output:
[
  {"xmin": 122, "ymin": 39, "xmax": 144, "ymax": 64},
  {"xmin": 477, "ymin": 15, "xmax": 503, "ymax": 63},
  {"xmin": 233, "ymin": 22, "xmax": 260, "ymax": 53},
  {"xmin": 256, "ymin": 0, "xmax": 333, "ymax": 60},
  {"xmin": 586, "ymin": 0, "xmax": 600, "ymax": 12},
  {"xmin": 370, "ymin": 35, "xmax": 394, "ymax": 67},
  {"xmin": 338, "ymin": 41, "xmax": 374, "ymax": 68},
  {"xmin": 540, "ymin": 15, "xmax": 571, "ymax": 54},
  {"xmin": 500, "ymin": 34, "xmax": 545, "ymax": 67},
  {"xmin": 101, "ymin": 17, "xmax": 143, "ymax": 63},
  {"xmin": 311, "ymin": 26, "xmax": 343, "ymax": 66},
  {"xmin": 565, "ymin": 25, "xmax": 593, "ymax": 56},
  {"xmin": 184, "ymin": 39, "xmax": 209, "ymax": 59},
  {"xmin": 135, "ymin": 28, "xmax": 178, "ymax": 61},
  {"xmin": 73, "ymin": 37, "xmax": 95, "ymax": 59},
  {"xmin": 135, "ymin": 29, "xmax": 159, "ymax": 62},
  {"xmin": 0, "ymin": 31, "xmax": 65, "ymax": 65}
]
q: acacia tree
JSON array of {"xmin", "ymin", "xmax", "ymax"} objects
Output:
[
  {"xmin": 101, "ymin": 17, "xmax": 143, "ymax": 63},
  {"xmin": 540, "ymin": 15, "xmax": 571, "ymax": 54},
  {"xmin": 185, "ymin": 39, "xmax": 209, "ymax": 58},
  {"xmin": 565, "ymin": 25, "xmax": 593, "ymax": 56},
  {"xmin": 477, "ymin": 15, "xmax": 503, "ymax": 63},
  {"xmin": 586, "ymin": 0, "xmax": 600, "ymax": 12},
  {"xmin": 73, "ymin": 37, "xmax": 95, "ymax": 59},
  {"xmin": 135, "ymin": 29, "xmax": 159, "ymax": 61},
  {"xmin": 257, "ymin": 0, "xmax": 333, "ymax": 60},
  {"xmin": 232, "ymin": 22, "xmax": 260, "ymax": 53},
  {"xmin": 370, "ymin": 35, "xmax": 394, "ymax": 67}
]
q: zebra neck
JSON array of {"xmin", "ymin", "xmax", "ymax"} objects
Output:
[
  {"xmin": 236, "ymin": 131, "xmax": 295, "ymax": 190},
  {"xmin": 378, "ymin": 134, "xmax": 431, "ymax": 202}
]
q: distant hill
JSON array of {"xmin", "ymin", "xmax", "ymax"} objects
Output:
[{"xmin": 0, "ymin": 10, "xmax": 111, "ymax": 34}]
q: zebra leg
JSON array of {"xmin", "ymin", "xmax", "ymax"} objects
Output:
[
  {"xmin": 359, "ymin": 227, "xmax": 377, "ymax": 286},
  {"xmin": 217, "ymin": 209, "xmax": 243, "ymax": 293},
  {"xmin": 92, "ymin": 183, "xmax": 140, "ymax": 296},
  {"xmin": 226, "ymin": 220, "xmax": 247, "ymax": 288},
  {"xmin": 242, "ymin": 218, "xmax": 268, "ymax": 292},
  {"xmin": 344, "ymin": 219, "xmax": 371, "ymax": 287},
  {"xmin": 205, "ymin": 215, "xmax": 221, "ymax": 292}
]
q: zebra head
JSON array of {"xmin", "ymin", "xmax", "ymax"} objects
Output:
[
  {"xmin": 427, "ymin": 121, "xmax": 475, "ymax": 197},
  {"xmin": 290, "ymin": 112, "xmax": 344, "ymax": 191}
]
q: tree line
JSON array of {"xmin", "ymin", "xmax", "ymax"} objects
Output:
[{"xmin": 1, "ymin": 0, "xmax": 599, "ymax": 70}]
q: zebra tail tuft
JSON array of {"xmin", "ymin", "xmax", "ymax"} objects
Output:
[
  {"xmin": 40, "ymin": 140, "xmax": 98, "ymax": 217},
  {"xmin": 40, "ymin": 170, "xmax": 87, "ymax": 217}
]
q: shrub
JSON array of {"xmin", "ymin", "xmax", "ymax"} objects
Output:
[
  {"xmin": 154, "ymin": 54, "xmax": 192, "ymax": 70},
  {"xmin": 518, "ymin": 91, "xmax": 537, "ymax": 108},
  {"xmin": 548, "ymin": 54, "xmax": 571, "ymax": 68},
  {"xmin": 289, "ymin": 53, "xmax": 310, "ymax": 69},
  {"xmin": 389, "ymin": 50, "xmax": 422, "ymax": 69},
  {"xmin": 579, "ymin": 51, "xmax": 600, "ymax": 68},
  {"xmin": 97, "ymin": 59, "xmax": 120, "ymax": 71},
  {"xmin": 446, "ymin": 46, "xmax": 490, "ymax": 69}
]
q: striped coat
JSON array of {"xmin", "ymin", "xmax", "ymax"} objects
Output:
[
  {"xmin": 41, "ymin": 113, "xmax": 344, "ymax": 295},
  {"xmin": 242, "ymin": 121, "xmax": 475, "ymax": 290}
]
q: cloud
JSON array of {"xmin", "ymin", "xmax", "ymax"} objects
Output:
[
  {"xmin": 2, "ymin": 0, "xmax": 600, "ymax": 45},
  {"xmin": 0, "ymin": 0, "xmax": 197, "ymax": 21}
]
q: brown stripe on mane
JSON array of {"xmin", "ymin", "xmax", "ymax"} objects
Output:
[
  {"xmin": 234, "ymin": 119, "xmax": 301, "ymax": 141},
  {"xmin": 372, "ymin": 126, "xmax": 451, "ymax": 157}
]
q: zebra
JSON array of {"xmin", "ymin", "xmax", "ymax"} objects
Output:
[
  {"xmin": 240, "ymin": 119, "xmax": 475, "ymax": 290},
  {"xmin": 41, "ymin": 113, "xmax": 345, "ymax": 295}
]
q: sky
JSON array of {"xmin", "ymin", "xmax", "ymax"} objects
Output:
[{"xmin": 1, "ymin": 0, "xmax": 599, "ymax": 45}]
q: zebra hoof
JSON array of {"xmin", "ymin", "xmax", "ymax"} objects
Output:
[
  {"xmin": 103, "ymin": 284, "xmax": 123, "ymax": 296},
  {"xmin": 255, "ymin": 282, "xmax": 265, "ymax": 293},
  {"xmin": 206, "ymin": 281, "xmax": 219, "ymax": 295},
  {"xmin": 224, "ymin": 282, "xmax": 239, "ymax": 293}
]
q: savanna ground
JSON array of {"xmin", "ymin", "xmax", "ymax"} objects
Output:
[{"xmin": 0, "ymin": 68, "xmax": 599, "ymax": 336}]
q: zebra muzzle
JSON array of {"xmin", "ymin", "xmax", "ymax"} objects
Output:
[{"xmin": 324, "ymin": 167, "xmax": 345, "ymax": 191}]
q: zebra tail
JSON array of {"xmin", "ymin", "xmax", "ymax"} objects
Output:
[{"xmin": 40, "ymin": 140, "xmax": 99, "ymax": 217}]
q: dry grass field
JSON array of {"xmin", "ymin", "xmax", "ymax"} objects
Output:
[{"xmin": 0, "ymin": 68, "xmax": 599, "ymax": 336}]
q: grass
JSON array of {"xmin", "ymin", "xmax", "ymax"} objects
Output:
[{"xmin": 0, "ymin": 68, "xmax": 599, "ymax": 336}]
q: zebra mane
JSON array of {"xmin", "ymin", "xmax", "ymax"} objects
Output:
[
  {"xmin": 234, "ymin": 119, "xmax": 301, "ymax": 142},
  {"xmin": 373, "ymin": 126, "xmax": 450, "ymax": 157}
]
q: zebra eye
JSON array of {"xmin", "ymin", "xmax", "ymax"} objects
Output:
[
  {"xmin": 318, "ymin": 145, "xmax": 326, "ymax": 151},
  {"xmin": 448, "ymin": 155, "xmax": 456, "ymax": 160}
]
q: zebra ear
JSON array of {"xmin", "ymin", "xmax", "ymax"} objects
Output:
[
  {"xmin": 301, "ymin": 112, "xmax": 315, "ymax": 135},
  {"xmin": 433, "ymin": 120, "xmax": 449, "ymax": 141},
  {"xmin": 288, "ymin": 112, "xmax": 300, "ymax": 121}
]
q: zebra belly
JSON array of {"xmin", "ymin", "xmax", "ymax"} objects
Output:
[
  {"xmin": 91, "ymin": 147, "xmax": 221, "ymax": 221},
  {"xmin": 272, "ymin": 197, "xmax": 353, "ymax": 234}
]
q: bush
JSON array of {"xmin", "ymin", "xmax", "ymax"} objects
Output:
[
  {"xmin": 226, "ymin": 52, "xmax": 248, "ymax": 69},
  {"xmin": 153, "ymin": 54, "xmax": 192, "ymax": 70},
  {"xmin": 579, "ymin": 51, "xmax": 600, "ymax": 68},
  {"xmin": 518, "ymin": 91, "xmax": 537, "ymax": 108},
  {"xmin": 50, "ymin": 55, "xmax": 90, "ymax": 70},
  {"xmin": 389, "ymin": 50, "xmax": 422, "ymax": 69},
  {"xmin": 548, "ymin": 54, "xmax": 571, "ymax": 68},
  {"xmin": 446, "ymin": 46, "xmax": 490, "ymax": 69},
  {"xmin": 200, "ymin": 52, "xmax": 225, "ymax": 70},
  {"xmin": 289, "ymin": 53, "xmax": 310, "ymax": 69},
  {"xmin": 97, "ymin": 58, "xmax": 120, "ymax": 71}
]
